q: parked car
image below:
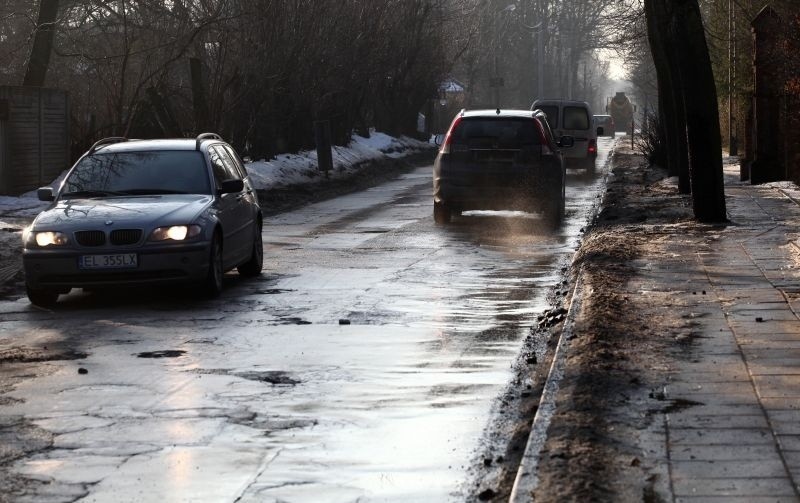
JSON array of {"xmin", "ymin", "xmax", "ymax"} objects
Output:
[
  {"xmin": 22, "ymin": 133, "xmax": 263, "ymax": 306},
  {"xmin": 531, "ymin": 99, "xmax": 602, "ymax": 170},
  {"xmin": 433, "ymin": 109, "xmax": 573, "ymax": 227},
  {"xmin": 593, "ymin": 114, "xmax": 615, "ymax": 137}
]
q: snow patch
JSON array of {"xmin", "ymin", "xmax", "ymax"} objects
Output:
[{"xmin": 245, "ymin": 131, "xmax": 431, "ymax": 190}]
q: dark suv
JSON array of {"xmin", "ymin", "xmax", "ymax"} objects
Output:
[{"xmin": 433, "ymin": 109, "xmax": 572, "ymax": 227}]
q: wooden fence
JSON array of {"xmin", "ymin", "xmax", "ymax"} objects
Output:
[{"xmin": 0, "ymin": 86, "xmax": 69, "ymax": 195}]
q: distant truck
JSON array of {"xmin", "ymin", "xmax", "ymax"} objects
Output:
[{"xmin": 606, "ymin": 92, "xmax": 635, "ymax": 133}]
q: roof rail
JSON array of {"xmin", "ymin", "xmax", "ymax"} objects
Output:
[
  {"xmin": 195, "ymin": 132, "xmax": 222, "ymax": 150},
  {"xmin": 89, "ymin": 137, "xmax": 128, "ymax": 154}
]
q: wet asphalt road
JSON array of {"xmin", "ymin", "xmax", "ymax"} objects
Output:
[{"xmin": 0, "ymin": 137, "xmax": 615, "ymax": 502}]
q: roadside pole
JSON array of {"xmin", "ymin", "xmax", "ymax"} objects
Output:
[{"xmin": 314, "ymin": 120, "xmax": 333, "ymax": 179}]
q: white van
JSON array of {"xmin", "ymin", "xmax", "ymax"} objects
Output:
[{"xmin": 531, "ymin": 99, "xmax": 602, "ymax": 170}]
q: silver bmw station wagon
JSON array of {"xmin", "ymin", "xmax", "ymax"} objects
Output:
[{"xmin": 23, "ymin": 133, "xmax": 263, "ymax": 307}]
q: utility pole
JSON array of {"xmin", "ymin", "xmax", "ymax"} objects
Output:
[
  {"xmin": 537, "ymin": 28, "xmax": 544, "ymax": 99},
  {"xmin": 520, "ymin": 18, "xmax": 544, "ymax": 100},
  {"xmin": 493, "ymin": 4, "xmax": 516, "ymax": 109}
]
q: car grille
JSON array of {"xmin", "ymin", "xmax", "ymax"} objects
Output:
[
  {"xmin": 73, "ymin": 229, "xmax": 144, "ymax": 247},
  {"xmin": 110, "ymin": 229, "xmax": 142, "ymax": 245},
  {"xmin": 75, "ymin": 230, "xmax": 105, "ymax": 247}
]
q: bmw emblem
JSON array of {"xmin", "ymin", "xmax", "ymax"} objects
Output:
[{"xmin": 105, "ymin": 220, "xmax": 113, "ymax": 226}]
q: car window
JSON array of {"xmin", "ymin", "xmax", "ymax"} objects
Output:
[
  {"xmin": 222, "ymin": 145, "xmax": 248, "ymax": 179},
  {"xmin": 536, "ymin": 106, "xmax": 559, "ymax": 129},
  {"xmin": 209, "ymin": 145, "xmax": 240, "ymax": 183},
  {"xmin": 452, "ymin": 118, "xmax": 542, "ymax": 149},
  {"xmin": 61, "ymin": 151, "xmax": 211, "ymax": 196},
  {"xmin": 563, "ymin": 107, "xmax": 590, "ymax": 130}
]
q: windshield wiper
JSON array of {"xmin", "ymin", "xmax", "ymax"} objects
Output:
[
  {"xmin": 60, "ymin": 190, "xmax": 126, "ymax": 198},
  {"xmin": 117, "ymin": 189, "xmax": 189, "ymax": 195}
]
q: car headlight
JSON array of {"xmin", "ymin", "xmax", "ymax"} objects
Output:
[
  {"xmin": 24, "ymin": 230, "xmax": 69, "ymax": 247},
  {"xmin": 149, "ymin": 225, "xmax": 202, "ymax": 242}
]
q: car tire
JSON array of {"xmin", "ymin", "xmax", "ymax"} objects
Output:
[
  {"xmin": 237, "ymin": 221, "xmax": 263, "ymax": 277},
  {"xmin": 433, "ymin": 201, "xmax": 452, "ymax": 225},
  {"xmin": 26, "ymin": 285, "xmax": 59, "ymax": 307},
  {"xmin": 203, "ymin": 233, "xmax": 224, "ymax": 297}
]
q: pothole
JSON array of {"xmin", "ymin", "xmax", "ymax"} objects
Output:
[
  {"xmin": 234, "ymin": 371, "xmax": 300, "ymax": 386},
  {"xmin": 0, "ymin": 347, "xmax": 88, "ymax": 364},
  {"xmin": 136, "ymin": 350, "xmax": 186, "ymax": 359}
]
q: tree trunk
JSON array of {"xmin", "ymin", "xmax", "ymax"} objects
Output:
[
  {"xmin": 645, "ymin": 0, "xmax": 690, "ymax": 193},
  {"xmin": 670, "ymin": 0, "xmax": 727, "ymax": 221},
  {"xmin": 189, "ymin": 57, "xmax": 209, "ymax": 134},
  {"xmin": 646, "ymin": 0, "xmax": 727, "ymax": 221},
  {"xmin": 22, "ymin": 0, "xmax": 60, "ymax": 87}
]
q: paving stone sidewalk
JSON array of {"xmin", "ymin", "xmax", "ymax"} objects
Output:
[{"xmin": 649, "ymin": 165, "xmax": 800, "ymax": 501}]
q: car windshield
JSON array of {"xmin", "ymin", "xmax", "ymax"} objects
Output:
[
  {"xmin": 61, "ymin": 151, "xmax": 211, "ymax": 198},
  {"xmin": 451, "ymin": 117, "xmax": 541, "ymax": 149},
  {"xmin": 563, "ymin": 107, "xmax": 590, "ymax": 130},
  {"xmin": 536, "ymin": 106, "xmax": 559, "ymax": 129}
]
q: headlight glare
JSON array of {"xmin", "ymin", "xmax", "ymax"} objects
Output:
[
  {"xmin": 31, "ymin": 231, "xmax": 69, "ymax": 247},
  {"xmin": 150, "ymin": 225, "xmax": 201, "ymax": 242}
]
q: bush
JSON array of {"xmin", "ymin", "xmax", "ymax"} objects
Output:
[{"xmin": 634, "ymin": 111, "xmax": 667, "ymax": 167}]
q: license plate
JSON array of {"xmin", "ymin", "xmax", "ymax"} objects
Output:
[{"xmin": 79, "ymin": 253, "xmax": 138, "ymax": 270}]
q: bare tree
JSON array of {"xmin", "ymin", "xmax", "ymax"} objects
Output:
[{"xmin": 22, "ymin": 0, "xmax": 59, "ymax": 86}]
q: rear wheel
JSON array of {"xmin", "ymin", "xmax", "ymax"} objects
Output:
[
  {"xmin": 433, "ymin": 201, "xmax": 452, "ymax": 225},
  {"xmin": 544, "ymin": 187, "xmax": 565, "ymax": 230},
  {"xmin": 26, "ymin": 286, "xmax": 59, "ymax": 307},
  {"xmin": 203, "ymin": 233, "xmax": 224, "ymax": 297},
  {"xmin": 237, "ymin": 221, "xmax": 263, "ymax": 277}
]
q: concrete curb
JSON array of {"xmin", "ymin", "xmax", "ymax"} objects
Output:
[
  {"xmin": 508, "ymin": 139, "xmax": 619, "ymax": 501},
  {"xmin": 508, "ymin": 269, "xmax": 585, "ymax": 502}
]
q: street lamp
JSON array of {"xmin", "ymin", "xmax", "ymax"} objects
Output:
[{"xmin": 493, "ymin": 3, "xmax": 516, "ymax": 109}]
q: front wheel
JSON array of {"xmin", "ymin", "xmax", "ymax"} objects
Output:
[
  {"xmin": 27, "ymin": 285, "xmax": 59, "ymax": 307},
  {"xmin": 203, "ymin": 234, "xmax": 224, "ymax": 297},
  {"xmin": 433, "ymin": 201, "xmax": 452, "ymax": 225}
]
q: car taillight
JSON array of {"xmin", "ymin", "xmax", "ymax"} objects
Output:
[
  {"xmin": 440, "ymin": 116, "xmax": 462, "ymax": 154},
  {"xmin": 535, "ymin": 120, "xmax": 552, "ymax": 155},
  {"xmin": 588, "ymin": 139, "xmax": 597, "ymax": 155}
]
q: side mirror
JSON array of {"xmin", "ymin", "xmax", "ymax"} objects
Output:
[
  {"xmin": 37, "ymin": 187, "xmax": 55, "ymax": 202},
  {"xmin": 558, "ymin": 136, "xmax": 575, "ymax": 148},
  {"xmin": 433, "ymin": 134, "xmax": 445, "ymax": 146},
  {"xmin": 596, "ymin": 127, "xmax": 604, "ymax": 137},
  {"xmin": 219, "ymin": 179, "xmax": 244, "ymax": 195}
]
